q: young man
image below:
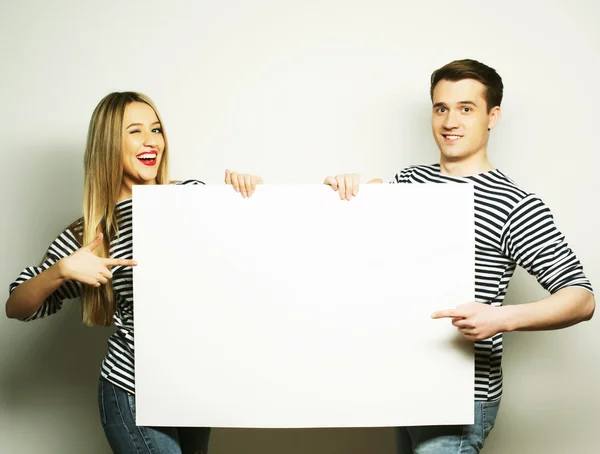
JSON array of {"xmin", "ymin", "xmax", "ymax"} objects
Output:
[{"xmin": 324, "ymin": 59, "xmax": 595, "ymax": 453}]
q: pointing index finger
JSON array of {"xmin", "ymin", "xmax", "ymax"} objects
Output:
[
  {"xmin": 431, "ymin": 309, "xmax": 460, "ymax": 319},
  {"xmin": 104, "ymin": 258, "xmax": 138, "ymax": 267}
]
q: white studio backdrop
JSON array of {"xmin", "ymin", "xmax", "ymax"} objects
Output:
[{"xmin": 1, "ymin": 0, "xmax": 598, "ymax": 453}]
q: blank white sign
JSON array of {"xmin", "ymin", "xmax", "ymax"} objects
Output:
[{"xmin": 132, "ymin": 184, "xmax": 474, "ymax": 428}]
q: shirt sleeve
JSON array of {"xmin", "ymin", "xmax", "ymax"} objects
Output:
[
  {"xmin": 9, "ymin": 228, "xmax": 83, "ymax": 321},
  {"xmin": 501, "ymin": 194, "xmax": 593, "ymax": 294}
]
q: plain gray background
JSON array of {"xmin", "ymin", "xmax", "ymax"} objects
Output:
[{"xmin": 1, "ymin": 0, "xmax": 598, "ymax": 453}]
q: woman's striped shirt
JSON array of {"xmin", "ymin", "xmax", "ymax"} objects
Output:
[{"xmin": 9, "ymin": 180, "xmax": 204, "ymax": 395}]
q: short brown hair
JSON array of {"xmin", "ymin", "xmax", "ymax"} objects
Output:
[{"xmin": 430, "ymin": 59, "xmax": 503, "ymax": 112}]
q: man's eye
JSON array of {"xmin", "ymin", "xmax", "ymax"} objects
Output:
[{"xmin": 463, "ymin": 107, "xmax": 472, "ymax": 112}]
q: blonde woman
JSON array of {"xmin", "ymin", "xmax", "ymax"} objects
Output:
[{"xmin": 5, "ymin": 92, "xmax": 261, "ymax": 454}]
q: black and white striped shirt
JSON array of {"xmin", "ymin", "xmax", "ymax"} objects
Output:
[
  {"xmin": 11, "ymin": 171, "xmax": 593, "ymax": 400},
  {"xmin": 392, "ymin": 164, "xmax": 593, "ymax": 401},
  {"xmin": 9, "ymin": 179, "xmax": 204, "ymax": 395}
]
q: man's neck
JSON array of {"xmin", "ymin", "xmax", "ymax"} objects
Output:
[{"xmin": 439, "ymin": 153, "xmax": 494, "ymax": 177}]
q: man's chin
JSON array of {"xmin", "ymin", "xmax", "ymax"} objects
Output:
[{"xmin": 439, "ymin": 149, "xmax": 467, "ymax": 162}]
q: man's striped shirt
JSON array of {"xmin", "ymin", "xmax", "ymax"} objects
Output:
[{"xmin": 392, "ymin": 164, "xmax": 593, "ymax": 400}]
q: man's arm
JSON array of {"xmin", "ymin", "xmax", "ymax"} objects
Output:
[
  {"xmin": 502, "ymin": 286, "xmax": 594, "ymax": 331},
  {"xmin": 432, "ymin": 288, "xmax": 594, "ymax": 341},
  {"xmin": 433, "ymin": 194, "xmax": 594, "ymax": 341}
]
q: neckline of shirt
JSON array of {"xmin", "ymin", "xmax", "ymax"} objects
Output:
[{"xmin": 431, "ymin": 163, "xmax": 504, "ymax": 182}]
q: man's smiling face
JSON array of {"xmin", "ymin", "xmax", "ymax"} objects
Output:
[{"xmin": 431, "ymin": 78, "xmax": 500, "ymax": 163}]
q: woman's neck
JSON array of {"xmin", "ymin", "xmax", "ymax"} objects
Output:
[{"xmin": 118, "ymin": 178, "xmax": 157, "ymax": 202}]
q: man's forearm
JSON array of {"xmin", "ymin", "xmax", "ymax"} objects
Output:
[{"xmin": 501, "ymin": 287, "xmax": 595, "ymax": 332}]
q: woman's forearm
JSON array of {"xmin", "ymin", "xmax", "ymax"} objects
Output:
[{"xmin": 5, "ymin": 262, "xmax": 66, "ymax": 319}]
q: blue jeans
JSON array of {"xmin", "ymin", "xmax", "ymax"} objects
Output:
[
  {"xmin": 396, "ymin": 400, "xmax": 500, "ymax": 454},
  {"xmin": 98, "ymin": 377, "xmax": 211, "ymax": 454}
]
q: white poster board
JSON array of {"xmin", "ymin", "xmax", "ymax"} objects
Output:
[{"xmin": 133, "ymin": 184, "xmax": 474, "ymax": 428}]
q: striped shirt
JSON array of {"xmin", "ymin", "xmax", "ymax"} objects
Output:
[
  {"xmin": 9, "ymin": 179, "xmax": 204, "ymax": 395},
  {"xmin": 392, "ymin": 164, "xmax": 593, "ymax": 401}
]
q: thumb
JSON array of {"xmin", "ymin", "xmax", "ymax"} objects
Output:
[
  {"xmin": 224, "ymin": 169, "xmax": 231, "ymax": 184},
  {"xmin": 323, "ymin": 176, "xmax": 338, "ymax": 191},
  {"xmin": 85, "ymin": 233, "xmax": 104, "ymax": 251}
]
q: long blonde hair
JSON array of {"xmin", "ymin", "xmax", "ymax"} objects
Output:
[{"xmin": 81, "ymin": 92, "xmax": 169, "ymax": 326}]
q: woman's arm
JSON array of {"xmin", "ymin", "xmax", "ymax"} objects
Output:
[
  {"xmin": 6, "ymin": 233, "xmax": 136, "ymax": 320},
  {"xmin": 6, "ymin": 262, "xmax": 68, "ymax": 319}
]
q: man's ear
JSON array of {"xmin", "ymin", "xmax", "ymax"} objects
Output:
[{"xmin": 488, "ymin": 106, "xmax": 501, "ymax": 131}]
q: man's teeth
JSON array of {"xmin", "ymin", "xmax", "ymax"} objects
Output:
[{"xmin": 445, "ymin": 135, "xmax": 461, "ymax": 140}]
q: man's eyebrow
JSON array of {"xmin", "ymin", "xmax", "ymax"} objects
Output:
[{"xmin": 432, "ymin": 101, "xmax": 478, "ymax": 109}]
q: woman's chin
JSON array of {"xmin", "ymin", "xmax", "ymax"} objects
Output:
[{"xmin": 134, "ymin": 168, "xmax": 159, "ymax": 184}]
